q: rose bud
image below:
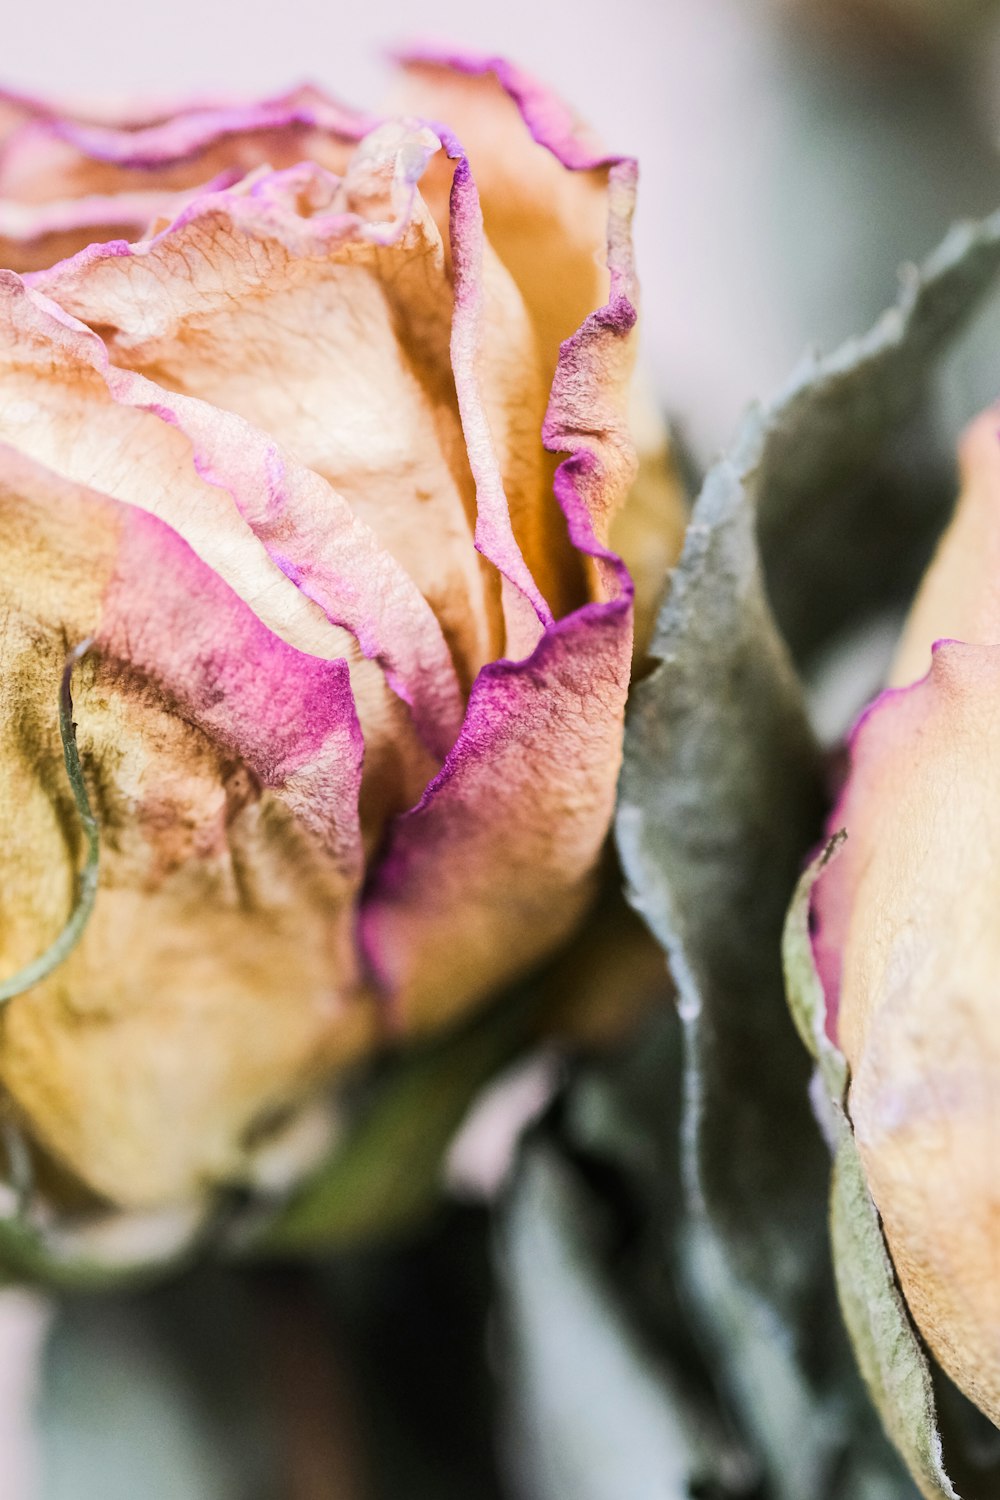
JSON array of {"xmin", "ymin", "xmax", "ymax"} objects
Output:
[
  {"xmin": 812, "ymin": 405, "xmax": 1000, "ymax": 1426},
  {"xmin": 0, "ymin": 54, "xmax": 680, "ymax": 1221}
]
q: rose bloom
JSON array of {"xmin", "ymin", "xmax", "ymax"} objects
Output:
[
  {"xmin": 0, "ymin": 53, "xmax": 682, "ymax": 1221},
  {"xmin": 812, "ymin": 406, "xmax": 1000, "ymax": 1427}
]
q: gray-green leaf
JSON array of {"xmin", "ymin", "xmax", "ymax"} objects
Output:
[
  {"xmin": 616, "ymin": 208, "xmax": 1000, "ymax": 1498},
  {"xmin": 784, "ymin": 850, "xmax": 960, "ymax": 1500},
  {"xmin": 497, "ymin": 1144, "xmax": 758, "ymax": 1500}
]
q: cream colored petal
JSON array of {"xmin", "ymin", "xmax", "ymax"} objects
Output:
[
  {"xmin": 391, "ymin": 55, "xmax": 613, "ymax": 382},
  {"xmin": 814, "ymin": 644, "xmax": 1000, "ymax": 1427},
  {"xmin": 0, "ymin": 87, "xmax": 365, "ymax": 204},
  {"xmin": 33, "ymin": 149, "xmax": 502, "ymax": 689},
  {"xmin": 362, "ymin": 152, "xmax": 638, "ymax": 1032},
  {"xmin": 0, "ymin": 271, "xmax": 440, "ymax": 846},
  {"xmin": 0, "ymin": 447, "xmax": 374, "ymax": 1207},
  {"xmin": 473, "ymin": 238, "xmax": 589, "ymax": 627},
  {"xmin": 423, "ymin": 65, "xmax": 639, "ymax": 647},
  {"xmin": 609, "ymin": 379, "xmax": 688, "ymax": 663}
]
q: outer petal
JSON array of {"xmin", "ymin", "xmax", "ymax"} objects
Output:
[
  {"xmin": 392, "ymin": 51, "xmax": 630, "ymax": 633},
  {"xmin": 812, "ymin": 644, "xmax": 1000, "ymax": 1428},
  {"xmin": 392, "ymin": 51, "xmax": 618, "ymax": 379},
  {"xmin": 0, "ymin": 446, "xmax": 373, "ymax": 1207},
  {"xmin": 0, "ymin": 86, "xmax": 368, "ymax": 203},
  {"xmin": 0, "ymin": 270, "xmax": 442, "ymax": 840},
  {"xmin": 32, "ymin": 141, "xmax": 502, "ymax": 690},
  {"xmin": 0, "ymin": 269, "xmax": 464, "ymax": 760},
  {"xmin": 0, "ymin": 173, "xmax": 242, "ymax": 274},
  {"xmin": 360, "ymin": 143, "xmax": 638, "ymax": 1029}
]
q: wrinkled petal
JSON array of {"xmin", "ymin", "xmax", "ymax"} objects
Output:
[
  {"xmin": 444, "ymin": 144, "xmax": 554, "ymax": 654},
  {"xmin": 361, "ymin": 139, "xmax": 638, "ymax": 1028},
  {"xmin": 0, "ymin": 86, "xmax": 368, "ymax": 203},
  {"xmin": 0, "ymin": 445, "xmax": 373, "ymax": 1206},
  {"xmin": 3, "ymin": 270, "xmax": 464, "ymax": 758},
  {"xmin": 0, "ymin": 270, "xmax": 442, "ymax": 838},
  {"xmin": 812, "ymin": 643, "xmax": 1000, "ymax": 1428},
  {"xmin": 32, "ymin": 138, "xmax": 503, "ymax": 690},
  {"xmin": 609, "ymin": 379, "xmax": 688, "ymax": 664},
  {"xmin": 392, "ymin": 51, "xmax": 617, "ymax": 379},
  {"xmin": 0, "ymin": 173, "xmax": 242, "ymax": 274},
  {"xmin": 393, "ymin": 51, "xmax": 631, "ymax": 631}
]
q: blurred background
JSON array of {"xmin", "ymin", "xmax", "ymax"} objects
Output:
[
  {"xmin": 4, "ymin": 1, "xmax": 1000, "ymax": 1495},
  {"xmin": 6, "ymin": 0, "xmax": 1000, "ymax": 458}
]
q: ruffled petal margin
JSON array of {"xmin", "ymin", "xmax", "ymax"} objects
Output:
[{"xmin": 361, "ymin": 56, "xmax": 638, "ymax": 1028}]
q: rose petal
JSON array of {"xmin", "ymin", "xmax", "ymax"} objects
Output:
[
  {"xmin": 392, "ymin": 51, "xmax": 618, "ymax": 378},
  {"xmin": 361, "ymin": 140, "xmax": 638, "ymax": 1028},
  {"xmin": 0, "ymin": 269, "xmax": 465, "ymax": 759},
  {"xmin": 360, "ymin": 601, "xmax": 632, "ymax": 1030},
  {"xmin": 0, "ymin": 270, "xmax": 442, "ymax": 838},
  {"xmin": 812, "ymin": 641, "xmax": 1000, "ymax": 1429},
  {"xmin": 0, "ymin": 85, "xmax": 368, "ymax": 203},
  {"xmin": 0, "ymin": 173, "xmax": 242, "ymax": 274},
  {"xmin": 0, "ymin": 444, "xmax": 373, "ymax": 1206},
  {"xmin": 32, "ymin": 139, "xmax": 503, "ymax": 690},
  {"xmin": 392, "ymin": 52, "xmax": 634, "ymax": 634}
]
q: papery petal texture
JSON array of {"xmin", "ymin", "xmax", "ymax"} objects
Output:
[
  {"xmin": 361, "ymin": 55, "xmax": 638, "ymax": 1028},
  {"xmin": 0, "ymin": 446, "xmax": 373, "ymax": 1206},
  {"xmin": 0, "ymin": 51, "xmax": 644, "ymax": 1217}
]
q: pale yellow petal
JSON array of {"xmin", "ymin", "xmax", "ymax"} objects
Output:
[
  {"xmin": 816, "ymin": 645, "xmax": 1000, "ymax": 1426},
  {"xmin": 0, "ymin": 448, "xmax": 374, "ymax": 1207},
  {"xmin": 33, "ymin": 146, "xmax": 503, "ymax": 690}
]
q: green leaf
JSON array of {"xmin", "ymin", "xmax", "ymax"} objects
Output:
[
  {"xmin": 612, "ymin": 427, "xmax": 876, "ymax": 1497},
  {"xmin": 615, "ymin": 210, "xmax": 1000, "ymax": 1496},
  {"xmin": 0, "ymin": 641, "xmax": 99, "ymax": 1005},
  {"xmin": 830, "ymin": 1131, "xmax": 959, "ymax": 1500},
  {"xmin": 781, "ymin": 831, "xmax": 848, "ymax": 1106},
  {"xmin": 783, "ymin": 849, "xmax": 961, "ymax": 1500},
  {"xmin": 616, "ymin": 437, "xmax": 829, "ymax": 1325}
]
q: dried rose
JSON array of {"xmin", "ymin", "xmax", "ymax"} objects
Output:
[
  {"xmin": 812, "ymin": 405, "xmax": 1000, "ymax": 1426},
  {"xmin": 0, "ymin": 53, "xmax": 676, "ymax": 1216}
]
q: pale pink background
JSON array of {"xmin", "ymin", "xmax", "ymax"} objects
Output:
[{"xmin": 0, "ymin": 0, "xmax": 797, "ymax": 455}]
